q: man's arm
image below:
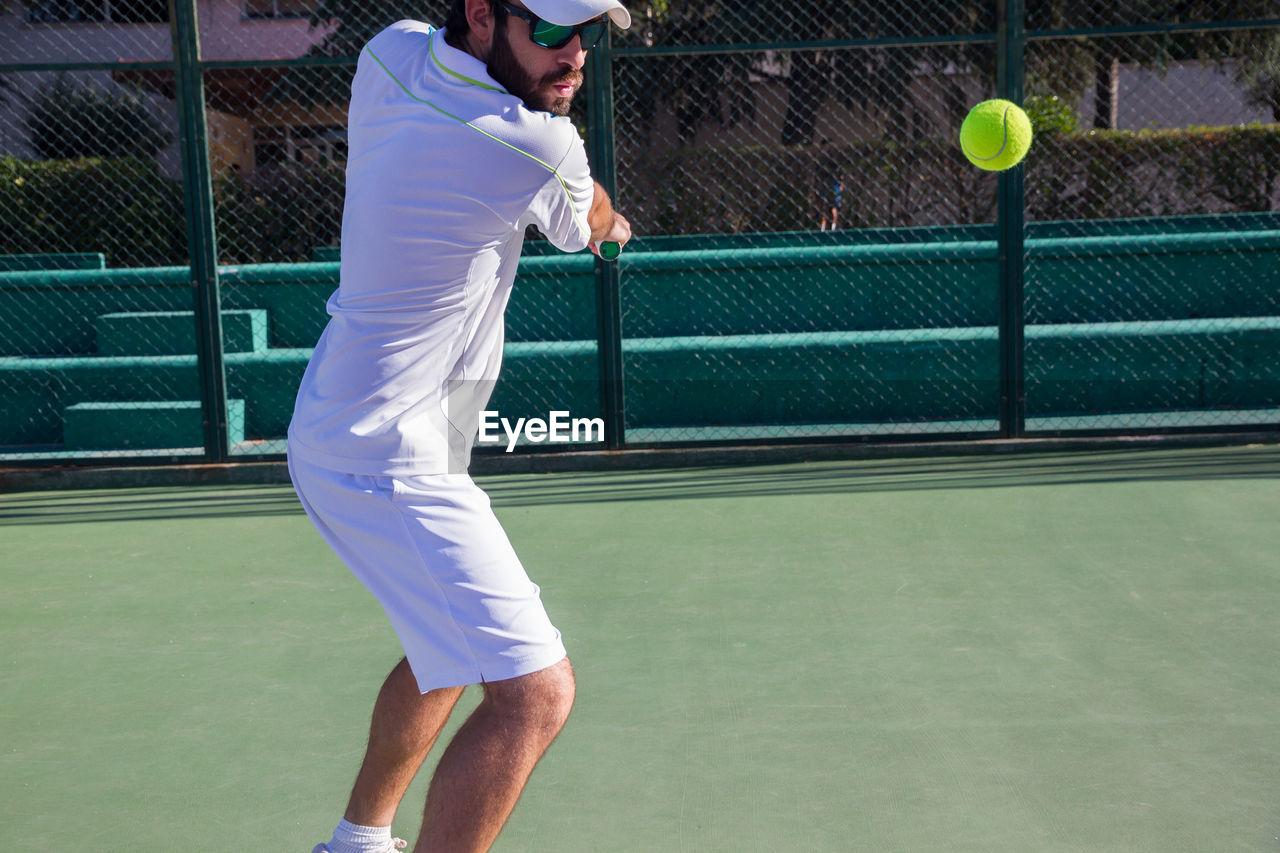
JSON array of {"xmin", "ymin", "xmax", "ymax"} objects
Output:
[{"xmin": 588, "ymin": 181, "xmax": 631, "ymax": 250}]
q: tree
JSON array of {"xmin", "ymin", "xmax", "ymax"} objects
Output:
[
  {"xmin": 1228, "ymin": 29, "xmax": 1280, "ymax": 122},
  {"xmin": 1028, "ymin": 0, "xmax": 1280, "ymax": 126},
  {"xmin": 622, "ymin": 0, "xmax": 1279, "ymax": 146},
  {"xmin": 24, "ymin": 74, "xmax": 172, "ymax": 160},
  {"xmin": 267, "ymin": 1, "xmax": 449, "ymax": 109},
  {"xmin": 617, "ymin": 0, "xmax": 1000, "ymax": 147},
  {"xmin": 0, "ymin": 3, "xmax": 15, "ymax": 106},
  {"xmin": 613, "ymin": 5, "xmax": 754, "ymax": 144}
]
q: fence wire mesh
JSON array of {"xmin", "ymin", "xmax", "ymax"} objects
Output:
[
  {"xmin": 0, "ymin": 56, "xmax": 202, "ymax": 459},
  {"xmin": 613, "ymin": 35, "xmax": 1005, "ymax": 442},
  {"xmin": 1021, "ymin": 25, "xmax": 1280, "ymax": 432},
  {"xmin": 0, "ymin": 0, "xmax": 1277, "ymax": 463},
  {"xmin": 612, "ymin": 3, "xmax": 1280, "ymax": 443}
]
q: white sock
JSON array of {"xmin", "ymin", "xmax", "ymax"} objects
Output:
[{"xmin": 325, "ymin": 818, "xmax": 393, "ymax": 853}]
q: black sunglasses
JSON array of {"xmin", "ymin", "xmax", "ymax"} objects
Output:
[{"xmin": 496, "ymin": 1, "xmax": 608, "ymax": 50}]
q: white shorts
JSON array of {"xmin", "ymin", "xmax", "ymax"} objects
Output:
[{"xmin": 288, "ymin": 453, "xmax": 567, "ymax": 692}]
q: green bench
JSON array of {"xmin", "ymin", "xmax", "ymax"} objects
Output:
[
  {"xmin": 63, "ymin": 399, "xmax": 245, "ymax": 451},
  {"xmin": 1, "ymin": 217, "xmax": 1277, "ymax": 451},
  {"xmin": 3, "ymin": 318, "xmax": 1273, "ymax": 448},
  {"xmin": 0, "ymin": 253, "xmax": 106, "ymax": 272},
  {"xmin": 95, "ymin": 310, "xmax": 269, "ymax": 356}
]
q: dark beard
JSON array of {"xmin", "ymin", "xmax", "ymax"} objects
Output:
[{"xmin": 487, "ymin": 29, "xmax": 582, "ymax": 116}]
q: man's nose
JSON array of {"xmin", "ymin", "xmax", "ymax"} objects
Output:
[{"xmin": 555, "ymin": 34, "xmax": 587, "ymax": 69}]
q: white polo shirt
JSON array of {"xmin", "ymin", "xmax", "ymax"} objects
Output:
[{"xmin": 288, "ymin": 20, "xmax": 595, "ymax": 475}]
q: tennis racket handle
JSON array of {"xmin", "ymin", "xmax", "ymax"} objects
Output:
[{"xmin": 596, "ymin": 241, "xmax": 622, "ymax": 261}]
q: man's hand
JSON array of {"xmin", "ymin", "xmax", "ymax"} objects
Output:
[{"xmin": 587, "ymin": 181, "xmax": 631, "ymax": 252}]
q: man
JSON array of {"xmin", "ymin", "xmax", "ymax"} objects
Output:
[
  {"xmin": 816, "ymin": 150, "xmax": 843, "ymax": 231},
  {"xmin": 287, "ymin": 0, "xmax": 631, "ymax": 850}
]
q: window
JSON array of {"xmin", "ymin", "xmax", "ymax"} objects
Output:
[
  {"xmin": 253, "ymin": 125, "xmax": 347, "ymax": 167},
  {"xmin": 112, "ymin": 0, "xmax": 168, "ymax": 23},
  {"xmin": 243, "ymin": 0, "xmax": 313, "ymax": 20},
  {"xmin": 27, "ymin": 0, "xmax": 167, "ymax": 23},
  {"xmin": 28, "ymin": 0, "xmax": 105, "ymax": 22}
]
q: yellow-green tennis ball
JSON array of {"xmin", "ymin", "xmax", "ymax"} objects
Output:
[{"xmin": 959, "ymin": 99, "xmax": 1033, "ymax": 171}]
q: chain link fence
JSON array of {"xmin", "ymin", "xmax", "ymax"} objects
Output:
[
  {"xmin": 1021, "ymin": 22, "xmax": 1280, "ymax": 433},
  {"xmin": 0, "ymin": 36, "xmax": 196, "ymax": 458},
  {"xmin": 612, "ymin": 2, "xmax": 1280, "ymax": 443},
  {"xmin": 1, "ymin": 0, "xmax": 1277, "ymax": 464},
  {"xmin": 612, "ymin": 7, "xmax": 1003, "ymax": 443}
]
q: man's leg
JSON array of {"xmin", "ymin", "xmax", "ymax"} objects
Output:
[
  {"xmin": 414, "ymin": 657, "xmax": 576, "ymax": 853},
  {"xmin": 344, "ymin": 658, "xmax": 466, "ymax": 828}
]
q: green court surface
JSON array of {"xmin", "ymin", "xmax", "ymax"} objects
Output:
[{"xmin": 2, "ymin": 445, "xmax": 1279, "ymax": 852}]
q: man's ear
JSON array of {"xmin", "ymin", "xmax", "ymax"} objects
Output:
[{"xmin": 465, "ymin": 0, "xmax": 498, "ymax": 59}]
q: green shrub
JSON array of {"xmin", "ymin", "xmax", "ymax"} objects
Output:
[
  {"xmin": 24, "ymin": 75, "xmax": 173, "ymax": 161},
  {"xmin": 0, "ymin": 156, "xmax": 346, "ymax": 267},
  {"xmin": 3, "ymin": 123, "xmax": 1275, "ymax": 268},
  {"xmin": 1024, "ymin": 95, "xmax": 1080, "ymax": 137},
  {"xmin": 626, "ymin": 123, "xmax": 1280, "ymax": 235},
  {"xmin": 629, "ymin": 138, "xmax": 992, "ymax": 235},
  {"xmin": 0, "ymin": 156, "xmax": 186, "ymax": 267},
  {"xmin": 213, "ymin": 161, "xmax": 346, "ymax": 264},
  {"xmin": 1028, "ymin": 123, "xmax": 1280, "ymax": 221}
]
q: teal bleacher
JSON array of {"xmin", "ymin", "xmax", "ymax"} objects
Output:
[{"xmin": 1, "ymin": 214, "xmax": 1277, "ymax": 452}]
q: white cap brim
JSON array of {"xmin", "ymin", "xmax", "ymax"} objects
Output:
[{"xmin": 524, "ymin": 0, "xmax": 631, "ymax": 29}]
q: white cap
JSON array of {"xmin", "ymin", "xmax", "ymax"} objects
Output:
[{"xmin": 524, "ymin": 0, "xmax": 631, "ymax": 29}]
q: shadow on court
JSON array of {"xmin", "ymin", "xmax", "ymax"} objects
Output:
[
  {"xmin": 0, "ymin": 485, "xmax": 303, "ymax": 526},
  {"xmin": 1, "ymin": 443, "xmax": 1276, "ymax": 526},
  {"xmin": 484, "ymin": 443, "xmax": 1280, "ymax": 507}
]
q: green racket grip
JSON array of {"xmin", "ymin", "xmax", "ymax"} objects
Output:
[{"xmin": 598, "ymin": 241, "xmax": 622, "ymax": 261}]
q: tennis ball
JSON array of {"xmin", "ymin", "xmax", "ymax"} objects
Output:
[{"xmin": 959, "ymin": 99, "xmax": 1033, "ymax": 171}]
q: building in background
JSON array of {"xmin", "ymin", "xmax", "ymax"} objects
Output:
[{"xmin": 0, "ymin": 0, "xmax": 340, "ymax": 175}]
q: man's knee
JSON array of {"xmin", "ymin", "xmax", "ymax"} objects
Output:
[{"xmin": 484, "ymin": 657, "xmax": 575, "ymax": 733}]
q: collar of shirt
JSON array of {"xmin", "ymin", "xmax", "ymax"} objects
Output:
[{"xmin": 430, "ymin": 26, "xmax": 509, "ymax": 95}]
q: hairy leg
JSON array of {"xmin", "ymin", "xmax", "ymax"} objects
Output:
[
  {"xmin": 414, "ymin": 657, "xmax": 576, "ymax": 853},
  {"xmin": 344, "ymin": 658, "xmax": 465, "ymax": 828}
]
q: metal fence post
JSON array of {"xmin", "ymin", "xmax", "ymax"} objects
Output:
[
  {"xmin": 587, "ymin": 29, "xmax": 626, "ymax": 449},
  {"xmin": 996, "ymin": 0, "xmax": 1027, "ymax": 438},
  {"xmin": 169, "ymin": 0, "xmax": 228, "ymax": 461}
]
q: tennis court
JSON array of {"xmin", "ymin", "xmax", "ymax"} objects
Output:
[{"xmin": 2, "ymin": 444, "xmax": 1278, "ymax": 851}]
